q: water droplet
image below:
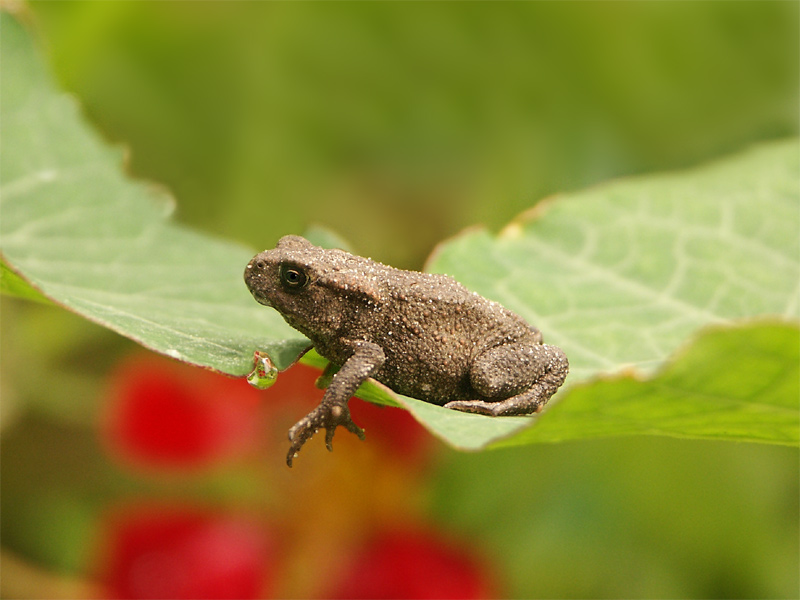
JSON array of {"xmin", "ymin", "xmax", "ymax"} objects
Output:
[{"xmin": 246, "ymin": 351, "xmax": 279, "ymax": 390}]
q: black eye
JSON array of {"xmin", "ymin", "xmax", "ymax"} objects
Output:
[{"xmin": 279, "ymin": 263, "xmax": 309, "ymax": 291}]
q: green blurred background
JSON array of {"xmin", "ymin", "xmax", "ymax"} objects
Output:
[{"xmin": 2, "ymin": 1, "xmax": 798, "ymax": 598}]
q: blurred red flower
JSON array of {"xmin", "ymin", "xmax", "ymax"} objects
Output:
[
  {"xmin": 103, "ymin": 355, "xmax": 262, "ymax": 469},
  {"xmin": 103, "ymin": 354, "xmax": 433, "ymax": 471},
  {"xmin": 99, "ymin": 359, "xmax": 497, "ymax": 599},
  {"xmin": 100, "ymin": 505, "xmax": 273, "ymax": 599},
  {"xmin": 328, "ymin": 527, "xmax": 498, "ymax": 600}
]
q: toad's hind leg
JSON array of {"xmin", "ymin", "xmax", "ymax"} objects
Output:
[{"xmin": 444, "ymin": 343, "xmax": 568, "ymax": 416}]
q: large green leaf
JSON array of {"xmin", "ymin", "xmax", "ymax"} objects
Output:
[
  {"xmin": 2, "ymin": 14, "xmax": 797, "ymax": 449},
  {"xmin": 0, "ymin": 14, "xmax": 308, "ymax": 374},
  {"xmin": 420, "ymin": 140, "xmax": 799, "ymax": 448}
]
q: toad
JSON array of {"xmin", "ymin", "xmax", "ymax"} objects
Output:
[{"xmin": 245, "ymin": 236, "xmax": 568, "ymax": 466}]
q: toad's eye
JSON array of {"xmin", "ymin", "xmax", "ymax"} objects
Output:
[{"xmin": 279, "ymin": 263, "xmax": 309, "ymax": 291}]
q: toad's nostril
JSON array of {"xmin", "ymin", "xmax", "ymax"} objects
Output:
[
  {"xmin": 244, "ymin": 258, "xmax": 263, "ymax": 284},
  {"xmin": 247, "ymin": 258, "xmax": 266, "ymax": 273}
]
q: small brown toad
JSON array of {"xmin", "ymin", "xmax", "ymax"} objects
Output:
[{"xmin": 245, "ymin": 235, "xmax": 568, "ymax": 466}]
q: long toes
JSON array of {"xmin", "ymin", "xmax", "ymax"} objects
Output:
[
  {"xmin": 286, "ymin": 427, "xmax": 311, "ymax": 467},
  {"xmin": 286, "ymin": 438, "xmax": 305, "ymax": 467},
  {"xmin": 444, "ymin": 399, "xmax": 498, "ymax": 416},
  {"xmin": 325, "ymin": 425, "xmax": 336, "ymax": 452},
  {"xmin": 286, "ymin": 415, "xmax": 319, "ymax": 466},
  {"xmin": 324, "ymin": 405, "xmax": 364, "ymax": 451},
  {"xmin": 285, "ymin": 404, "xmax": 365, "ymax": 464},
  {"xmin": 345, "ymin": 420, "xmax": 366, "ymax": 440},
  {"xmin": 287, "ymin": 416, "xmax": 312, "ymax": 442}
]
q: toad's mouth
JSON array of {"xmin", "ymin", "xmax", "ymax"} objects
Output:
[{"xmin": 247, "ymin": 288, "xmax": 274, "ymax": 308}]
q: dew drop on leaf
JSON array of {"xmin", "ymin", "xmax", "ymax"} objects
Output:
[{"xmin": 246, "ymin": 351, "xmax": 279, "ymax": 390}]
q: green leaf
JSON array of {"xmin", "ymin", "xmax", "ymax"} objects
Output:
[
  {"xmin": 1, "ymin": 258, "xmax": 51, "ymax": 305},
  {"xmin": 0, "ymin": 14, "xmax": 308, "ymax": 374}
]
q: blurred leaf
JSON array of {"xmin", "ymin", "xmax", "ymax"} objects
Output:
[
  {"xmin": 0, "ymin": 14, "xmax": 308, "ymax": 374},
  {"xmin": 1, "ymin": 550, "xmax": 101, "ymax": 599},
  {"xmin": 430, "ymin": 436, "xmax": 799, "ymax": 598},
  {"xmin": 2, "ymin": 14, "xmax": 797, "ymax": 450},
  {"xmin": 27, "ymin": 2, "xmax": 799, "ymax": 268}
]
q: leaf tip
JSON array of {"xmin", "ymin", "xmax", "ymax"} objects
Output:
[
  {"xmin": 502, "ymin": 193, "xmax": 564, "ymax": 237},
  {"xmin": 423, "ymin": 224, "xmax": 488, "ymax": 273}
]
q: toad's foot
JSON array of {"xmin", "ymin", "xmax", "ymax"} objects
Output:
[
  {"xmin": 444, "ymin": 386, "xmax": 550, "ymax": 416},
  {"xmin": 286, "ymin": 402, "xmax": 365, "ymax": 467},
  {"xmin": 443, "ymin": 398, "xmax": 546, "ymax": 416},
  {"xmin": 449, "ymin": 344, "xmax": 569, "ymax": 416}
]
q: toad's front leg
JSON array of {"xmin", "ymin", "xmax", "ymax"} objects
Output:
[{"xmin": 287, "ymin": 340, "xmax": 385, "ymax": 467}]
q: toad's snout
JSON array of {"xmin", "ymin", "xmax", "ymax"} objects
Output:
[
  {"xmin": 243, "ymin": 256, "xmax": 260, "ymax": 287},
  {"xmin": 244, "ymin": 254, "xmax": 272, "ymax": 305}
]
